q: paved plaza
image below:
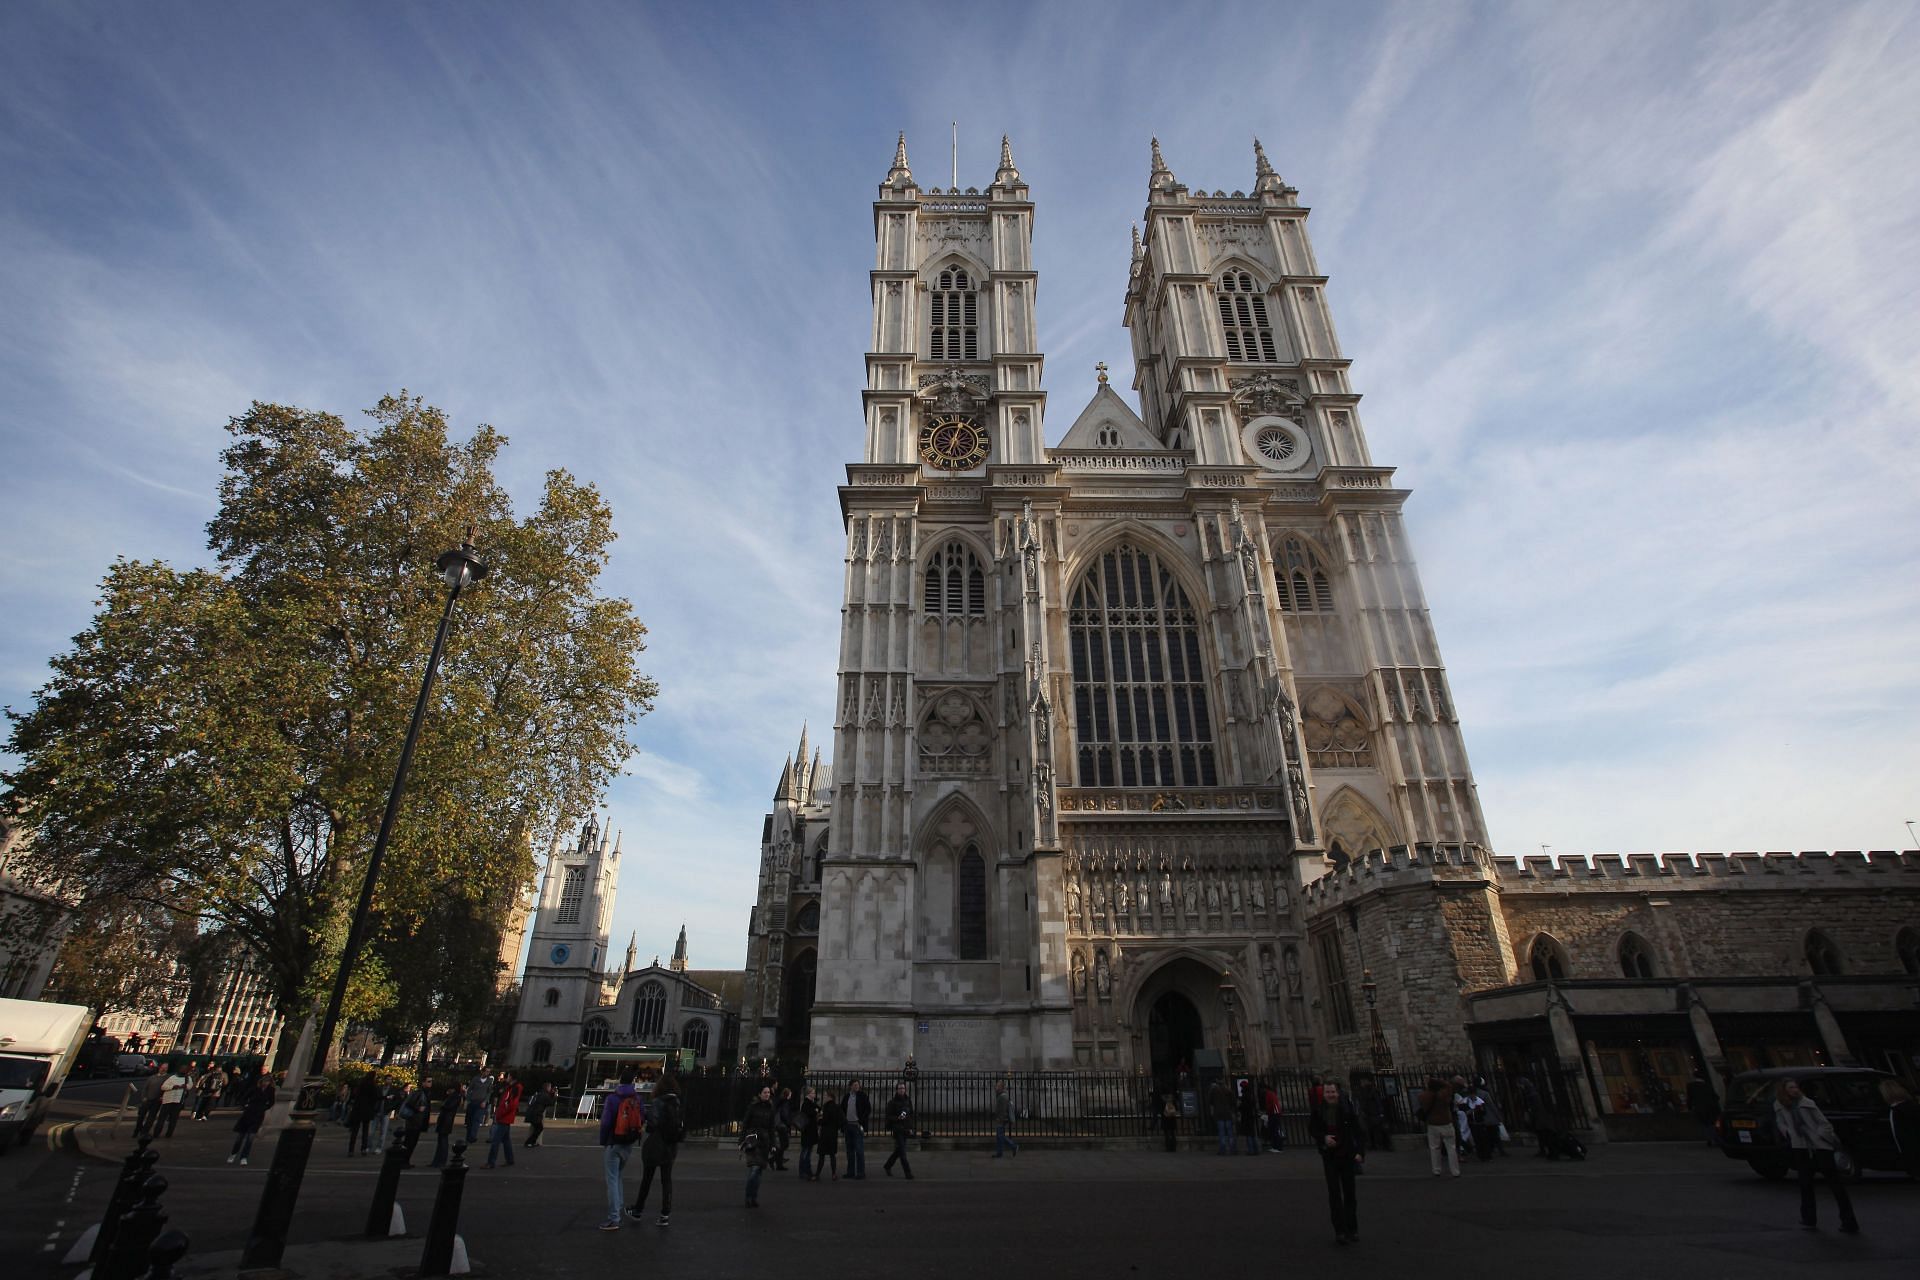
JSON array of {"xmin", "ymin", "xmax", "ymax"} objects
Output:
[{"xmin": 5, "ymin": 1079, "xmax": 1915, "ymax": 1279}]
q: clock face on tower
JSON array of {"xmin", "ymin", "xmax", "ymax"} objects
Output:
[
  {"xmin": 918, "ymin": 414, "xmax": 991, "ymax": 470},
  {"xmin": 550, "ymin": 944, "xmax": 571, "ymax": 965}
]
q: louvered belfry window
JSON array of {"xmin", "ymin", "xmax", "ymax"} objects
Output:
[
  {"xmin": 1069, "ymin": 544, "xmax": 1218, "ymax": 788},
  {"xmin": 930, "ymin": 266, "xmax": 980, "ymax": 361},
  {"xmin": 1217, "ymin": 270, "xmax": 1277, "ymax": 362},
  {"xmin": 923, "ymin": 541, "xmax": 987, "ymax": 616},
  {"xmin": 1273, "ymin": 536, "xmax": 1334, "ymax": 614}
]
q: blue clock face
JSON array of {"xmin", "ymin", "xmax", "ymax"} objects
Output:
[{"xmin": 550, "ymin": 944, "xmax": 571, "ymax": 965}]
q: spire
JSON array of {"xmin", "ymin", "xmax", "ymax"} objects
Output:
[
  {"xmin": 1131, "ymin": 223, "xmax": 1143, "ymax": 261},
  {"xmin": 1253, "ymin": 136, "xmax": 1285, "ymax": 194},
  {"xmin": 1149, "ymin": 136, "xmax": 1180, "ymax": 194},
  {"xmin": 885, "ymin": 131, "xmax": 914, "ymax": 188},
  {"xmin": 994, "ymin": 134, "xmax": 1021, "ymax": 187},
  {"xmin": 623, "ymin": 931, "xmax": 636, "ymax": 974},
  {"xmin": 807, "ymin": 747, "xmax": 823, "ymax": 804},
  {"xmin": 796, "ymin": 723, "xmax": 810, "ymax": 775},
  {"xmin": 670, "ymin": 924, "xmax": 689, "ymax": 972},
  {"xmin": 775, "ymin": 754, "xmax": 795, "ymax": 802}
]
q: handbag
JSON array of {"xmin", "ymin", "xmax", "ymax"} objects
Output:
[
  {"xmin": 1831, "ymin": 1149, "xmax": 1855, "ymax": 1177},
  {"xmin": 1497, "ymin": 1123, "xmax": 1510, "ymax": 1141}
]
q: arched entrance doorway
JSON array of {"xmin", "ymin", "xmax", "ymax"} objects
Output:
[
  {"xmin": 1148, "ymin": 991, "xmax": 1204, "ymax": 1090},
  {"xmin": 779, "ymin": 952, "xmax": 817, "ymax": 1058}
]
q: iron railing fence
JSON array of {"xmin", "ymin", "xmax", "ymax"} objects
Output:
[{"xmin": 671, "ymin": 1062, "xmax": 1591, "ymax": 1146}]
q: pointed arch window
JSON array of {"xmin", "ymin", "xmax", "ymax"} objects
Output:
[
  {"xmin": 1216, "ymin": 270, "xmax": 1277, "ymax": 363},
  {"xmin": 1618, "ymin": 933, "xmax": 1658, "ymax": 979},
  {"xmin": 1068, "ymin": 543, "xmax": 1218, "ymax": 788},
  {"xmin": 632, "ymin": 980, "xmax": 667, "ymax": 1040},
  {"xmin": 923, "ymin": 541, "xmax": 987, "ymax": 616},
  {"xmin": 555, "ymin": 865, "xmax": 586, "ymax": 924},
  {"xmin": 930, "ymin": 265, "xmax": 980, "ymax": 361},
  {"xmin": 1805, "ymin": 929, "xmax": 1844, "ymax": 976},
  {"xmin": 958, "ymin": 845, "xmax": 988, "ymax": 959},
  {"xmin": 531, "ymin": 1038, "xmax": 552, "ymax": 1065},
  {"xmin": 1528, "ymin": 934, "xmax": 1570, "ymax": 982},
  {"xmin": 1273, "ymin": 536, "xmax": 1334, "ymax": 614},
  {"xmin": 581, "ymin": 1017, "xmax": 610, "ymax": 1048},
  {"xmin": 681, "ymin": 1018, "xmax": 710, "ymax": 1057}
]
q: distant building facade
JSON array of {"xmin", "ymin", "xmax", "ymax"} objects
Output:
[
  {"xmin": 507, "ymin": 816, "xmax": 622, "ymax": 1069},
  {"xmin": 740, "ymin": 729, "xmax": 830, "ymax": 1066}
]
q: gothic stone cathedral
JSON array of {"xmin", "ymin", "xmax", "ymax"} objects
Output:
[{"xmin": 739, "ymin": 135, "xmax": 1487, "ymax": 1079}]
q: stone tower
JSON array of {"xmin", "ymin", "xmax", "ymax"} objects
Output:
[
  {"xmin": 508, "ymin": 814, "xmax": 620, "ymax": 1068},
  {"xmin": 807, "ymin": 136, "xmax": 1488, "ymax": 1081},
  {"xmin": 741, "ymin": 728, "xmax": 832, "ymax": 1066}
]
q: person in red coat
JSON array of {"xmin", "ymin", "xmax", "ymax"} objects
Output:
[{"xmin": 485, "ymin": 1071, "xmax": 525, "ymax": 1169}]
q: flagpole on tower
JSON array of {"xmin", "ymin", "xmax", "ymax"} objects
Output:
[{"xmin": 951, "ymin": 120, "xmax": 957, "ymax": 189}]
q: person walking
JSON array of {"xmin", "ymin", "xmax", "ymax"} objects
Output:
[
  {"xmin": 1419, "ymin": 1076, "xmax": 1460, "ymax": 1176},
  {"xmin": 156, "ymin": 1068, "xmax": 188, "ymax": 1137},
  {"xmin": 227, "ymin": 1071, "xmax": 274, "ymax": 1166},
  {"xmin": 465, "ymin": 1071, "xmax": 493, "ymax": 1145},
  {"xmin": 524, "ymin": 1082, "xmax": 555, "ymax": 1148},
  {"xmin": 596, "ymin": 1069, "xmax": 645, "ymax": 1231},
  {"xmin": 484, "ymin": 1071, "xmax": 524, "ymax": 1169},
  {"xmin": 632, "ymin": 1075, "xmax": 684, "ymax": 1225},
  {"xmin": 1310, "ymin": 1080, "xmax": 1364, "ymax": 1244},
  {"xmin": 1207, "ymin": 1077, "xmax": 1235, "ymax": 1155},
  {"xmin": 882, "ymin": 1082, "xmax": 916, "ymax": 1179},
  {"xmin": 1450, "ymin": 1075, "xmax": 1475, "ymax": 1159},
  {"xmin": 1774, "ymin": 1078, "xmax": 1859, "ymax": 1233},
  {"xmin": 993, "ymin": 1080, "xmax": 1020, "ymax": 1158},
  {"xmin": 741, "ymin": 1085, "xmax": 776, "ymax": 1207},
  {"xmin": 816, "ymin": 1091, "xmax": 842, "ymax": 1180},
  {"xmin": 372, "ymin": 1080, "xmax": 403, "ymax": 1154},
  {"xmin": 1262, "ymin": 1079, "xmax": 1286, "ymax": 1152},
  {"xmin": 843, "ymin": 1078, "xmax": 871, "ymax": 1179},
  {"xmin": 1474, "ymin": 1079, "xmax": 1508, "ymax": 1157},
  {"xmin": 134, "ymin": 1071, "xmax": 165, "ymax": 1138},
  {"xmin": 430, "ymin": 1081, "xmax": 464, "ymax": 1167},
  {"xmin": 400, "ymin": 1080, "xmax": 430, "ymax": 1164},
  {"xmin": 1465, "ymin": 1079, "xmax": 1495, "ymax": 1161},
  {"xmin": 1236, "ymin": 1077, "xmax": 1261, "ymax": 1155},
  {"xmin": 1882, "ymin": 1079, "xmax": 1920, "ymax": 1179},
  {"xmin": 771, "ymin": 1085, "xmax": 793, "ymax": 1171},
  {"xmin": 1159, "ymin": 1088, "xmax": 1180, "ymax": 1152},
  {"xmin": 797, "ymin": 1086, "xmax": 820, "ymax": 1179},
  {"xmin": 348, "ymin": 1074, "xmax": 379, "ymax": 1156}
]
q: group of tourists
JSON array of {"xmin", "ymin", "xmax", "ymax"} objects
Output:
[
  {"xmin": 329, "ymin": 1070, "xmax": 555, "ymax": 1169},
  {"xmin": 1415, "ymin": 1074, "xmax": 1515, "ymax": 1176},
  {"xmin": 596, "ymin": 1069, "xmax": 686, "ymax": 1230},
  {"xmin": 135, "ymin": 1063, "xmax": 255, "ymax": 1138}
]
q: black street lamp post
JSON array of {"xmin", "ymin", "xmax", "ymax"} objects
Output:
[
  {"xmin": 309, "ymin": 537, "xmax": 489, "ymax": 1076},
  {"xmin": 1363, "ymin": 968, "xmax": 1394, "ymax": 1072}
]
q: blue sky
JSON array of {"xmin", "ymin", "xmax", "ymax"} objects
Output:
[{"xmin": 3, "ymin": 2, "xmax": 1917, "ymax": 972}]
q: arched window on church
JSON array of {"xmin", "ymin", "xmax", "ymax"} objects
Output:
[
  {"xmin": 581, "ymin": 1017, "xmax": 610, "ymax": 1048},
  {"xmin": 929, "ymin": 265, "xmax": 979, "ymax": 361},
  {"xmin": 1528, "ymin": 934, "xmax": 1570, "ymax": 982},
  {"xmin": 543, "ymin": 987, "xmax": 560, "ymax": 1008},
  {"xmin": 958, "ymin": 846, "xmax": 987, "ymax": 959},
  {"xmin": 531, "ymin": 1039, "xmax": 551, "ymax": 1065},
  {"xmin": 1216, "ymin": 270, "xmax": 1277, "ymax": 363},
  {"xmin": 1618, "ymin": 932, "xmax": 1658, "ymax": 979},
  {"xmin": 924, "ymin": 541, "xmax": 987, "ymax": 616},
  {"xmin": 1805, "ymin": 929, "xmax": 1844, "ymax": 976},
  {"xmin": 555, "ymin": 865, "xmax": 586, "ymax": 924},
  {"xmin": 1273, "ymin": 536, "xmax": 1334, "ymax": 614},
  {"xmin": 681, "ymin": 1019, "xmax": 710, "ymax": 1058},
  {"xmin": 1068, "ymin": 543, "xmax": 1218, "ymax": 788},
  {"xmin": 632, "ymin": 980, "xmax": 668, "ymax": 1041}
]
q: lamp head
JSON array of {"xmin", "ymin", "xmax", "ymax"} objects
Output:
[{"xmin": 436, "ymin": 530, "xmax": 489, "ymax": 591}]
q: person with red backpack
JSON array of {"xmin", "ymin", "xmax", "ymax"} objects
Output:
[
  {"xmin": 484, "ymin": 1071, "xmax": 525, "ymax": 1169},
  {"xmin": 597, "ymin": 1069, "xmax": 646, "ymax": 1231}
]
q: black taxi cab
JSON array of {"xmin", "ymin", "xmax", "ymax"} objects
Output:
[{"xmin": 1716, "ymin": 1066, "xmax": 1901, "ymax": 1179}]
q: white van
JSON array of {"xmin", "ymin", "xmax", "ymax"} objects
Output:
[{"xmin": 0, "ymin": 998, "xmax": 93, "ymax": 1148}]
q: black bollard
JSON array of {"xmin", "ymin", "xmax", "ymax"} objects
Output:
[
  {"xmin": 142, "ymin": 1228, "xmax": 189, "ymax": 1280},
  {"xmin": 102, "ymin": 1173, "xmax": 168, "ymax": 1280},
  {"xmin": 92, "ymin": 1136, "xmax": 159, "ymax": 1263},
  {"xmin": 364, "ymin": 1130, "xmax": 410, "ymax": 1238},
  {"xmin": 239, "ymin": 1106, "xmax": 316, "ymax": 1269},
  {"xmin": 418, "ymin": 1141, "xmax": 469, "ymax": 1277}
]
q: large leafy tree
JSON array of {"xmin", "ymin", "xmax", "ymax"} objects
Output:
[{"xmin": 4, "ymin": 394, "xmax": 656, "ymax": 1064}]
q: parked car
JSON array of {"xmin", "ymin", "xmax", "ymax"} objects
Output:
[
  {"xmin": 1716, "ymin": 1067, "xmax": 1902, "ymax": 1179},
  {"xmin": 0, "ymin": 999, "xmax": 93, "ymax": 1148},
  {"xmin": 114, "ymin": 1053, "xmax": 157, "ymax": 1077}
]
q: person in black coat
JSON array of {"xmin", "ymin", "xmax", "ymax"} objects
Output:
[
  {"xmin": 797, "ymin": 1086, "xmax": 820, "ymax": 1179},
  {"xmin": 347, "ymin": 1075, "xmax": 380, "ymax": 1156},
  {"xmin": 882, "ymin": 1082, "xmax": 916, "ymax": 1179},
  {"xmin": 431, "ymin": 1082, "xmax": 464, "ymax": 1167},
  {"xmin": 1308, "ymin": 1081, "xmax": 1365, "ymax": 1244},
  {"xmin": 816, "ymin": 1092, "xmax": 843, "ymax": 1181}
]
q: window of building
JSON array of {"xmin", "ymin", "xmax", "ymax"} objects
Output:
[
  {"xmin": 581, "ymin": 1017, "xmax": 610, "ymax": 1048},
  {"xmin": 1315, "ymin": 929, "xmax": 1356, "ymax": 1034},
  {"xmin": 1898, "ymin": 927, "xmax": 1920, "ymax": 976},
  {"xmin": 632, "ymin": 980, "xmax": 668, "ymax": 1040},
  {"xmin": 924, "ymin": 541, "xmax": 987, "ymax": 616},
  {"xmin": 543, "ymin": 987, "xmax": 560, "ymax": 1008},
  {"xmin": 1216, "ymin": 270, "xmax": 1278, "ymax": 362},
  {"xmin": 556, "ymin": 865, "xmax": 586, "ymax": 924},
  {"xmin": 1618, "ymin": 933, "xmax": 1657, "ymax": 979},
  {"xmin": 929, "ymin": 265, "xmax": 980, "ymax": 361},
  {"xmin": 1528, "ymin": 934, "xmax": 1570, "ymax": 982},
  {"xmin": 958, "ymin": 846, "xmax": 988, "ymax": 959},
  {"xmin": 531, "ymin": 1038, "xmax": 551, "ymax": 1065},
  {"xmin": 1097, "ymin": 425, "xmax": 1120, "ymax": 447},
  {"xmin": 795, "ymin": 901, "xmax": 820, "ymax": 933},
  {"xmin": 1805, "ymin": 929, "xmax": 1844, "ymax": 976},
  {"xmin": 681, "ymin": 1019, "xmax": 710, "ymax": 1057},
  {"xmin": 1069, "ymin": 543, "xmax": 1218, "ymax": 788},
  {"xmin": 1273, "ymin": 536, "xmax": 1334, "ymax": 613}
]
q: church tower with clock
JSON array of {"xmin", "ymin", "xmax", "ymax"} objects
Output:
[
  {"xmin": 806, "ymin": 135, "xmax": 1490, "ymax": 1080},
  {"xmin": 507, "ymin": 814, "xmax": 620, "ymax": 1069}
]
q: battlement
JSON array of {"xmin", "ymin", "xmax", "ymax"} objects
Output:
[
  {"xmin": 1495, "ymin": 849, "xmax": 1916, "ymax": 888},
  {"xmin": 1299, "ymin": 842, "xmax": 1495, "ymax": 911}
]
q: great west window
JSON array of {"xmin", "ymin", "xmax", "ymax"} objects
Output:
[{"xmin": 1068, "ymin": 544, "xmax": 1218, "ymax": 788}]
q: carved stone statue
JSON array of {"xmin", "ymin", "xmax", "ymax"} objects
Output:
[
  {"xmin": 1229, "ymin": 879, "xmax": 1243, "ymax": 914},
  {"xmin": 1283, "ymin": 945, "xmax": 1304, "ymax": 996},
  {"xmin": 1181, "ymin": 877, "xmax": 1199, "ymax": 916},
  {"xmin": 1205, "ymin": 880, "xmax": 1221, "ymax": 912},
  {"xmin": 1260, "ymin": 946, "xmax": 1281, "ymax": 997},
  {"xmin": 1273, "ymin": 875, "xmax": 1291, "ymax": 911},
  {"xmin": 1066, "ymin": 876, "xmax": 1081, "ymax": 921},
  {"xmin": 1071, "ymin": 951, "xmax": 1087, "ymax": 999},
  {"xmin": 1020, "ymin": 500, "xmax": 1041, "ymax": 592},
  {"xmin": 1114, "ymin": 878, "xmax": 1130, "ymax": 913},
  {"xmin": 1094, "ymin": 950, "xmax": 1112, "ymax": 1000},
  {"xmin": 1159, "ymin": 870, "xmax": 1173, "ymax": 910},
  {"xmin": 1092, "ymin": 879, "xmax": 1108, "ymax": 910},
  {"xmin": 1249, "ymin": 877, "xmax": 1266, "ymax": 912}
]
